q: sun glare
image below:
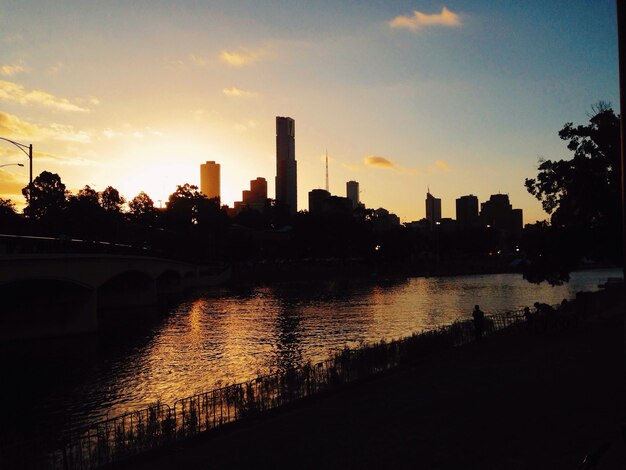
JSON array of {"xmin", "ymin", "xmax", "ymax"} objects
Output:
[{"xmin": 110, "ymin": 134, "xmax": 224, "ymax": 205}]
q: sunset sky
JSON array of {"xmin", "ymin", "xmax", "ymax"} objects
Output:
[{"xmin": 0, "ymin": 1, "xmax": 619, "ymax": 223}]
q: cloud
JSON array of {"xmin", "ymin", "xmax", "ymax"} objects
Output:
[
  {"xmin": 0, "ymin": 79, "xmax": 89, "ymax": 112},
  {"xmin": 48, "ymin": 62, "xmax": 63, "ymax": 74},
  {"xmin": 190, "ymin": 54, "xmax": 211, "ymax": 67},
  {"xmin": 0, "ymin": 111, "xmax": 91, "ymax": 143},
  {"xmin": 389, "ymin": 7, "xmax": 461, "ymax": 31},
  {"xmin": 364, "ymin": 154, "xmax": 450, "ymax": 176},
  {"xmin": 434, "ymin": 160, "xmax": 449, "ymax": 171},
  {"xmin": 222, "ymin": 87, "xmax": 258, "ymax": 98},
  {"xmin": 100, "ymin": 126, "xmax": 163, "ymax": 140},
  {"xmin": 0, "ymin": 63, "xmax": 26, "ymax": 76},
  {"xmin": 234, "ymin": 120, "xmax": 258, "ymax": 132},
  {"xmin": 219, "ymin": 48, "xmax": 263, "ymax": 66},
  {"xmin": 0, "ymin": 168, "xmax": 27, "ymax": 198},
  {"xmin": 0, "ymin": 111, "xmax": 42, "ymax": 139},
  {"xmin": 364, "ymin": 155, "xmax": 396, "ymax": 169}
]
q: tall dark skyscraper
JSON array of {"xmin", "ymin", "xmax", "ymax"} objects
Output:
[
  {"xmin": 456, "ymin": 194, "xmax": 479, "ymax": 227},
  {"xmin": 276, "ymin": 116, "xmax": 297, "ymax": 214},
  {"xmin": 480, "ymin": 194, "xmax": 523, "ymax": 237},
  {"xmin": 425, "ymin": 191, "xmax": 442, "ymax": 224},
  {"xmin": 346, "ymin": 180, "xmax": 359, "ymax": 208}
]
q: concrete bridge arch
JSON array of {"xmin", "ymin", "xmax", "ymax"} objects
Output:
[{"xmin": 0, "ymin": 254, "xmax": 230, "ymax": 339}]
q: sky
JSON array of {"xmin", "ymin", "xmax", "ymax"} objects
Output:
[{"xmin": 0, "ymin": 0, "xmax": 619, "ymax": 223}]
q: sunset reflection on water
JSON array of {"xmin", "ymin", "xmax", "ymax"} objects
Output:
[{"xmin": 9, "ymin": 268, "xmax": 620, "ymax": 433}]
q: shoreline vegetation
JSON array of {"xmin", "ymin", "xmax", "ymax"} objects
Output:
[{"xmin": 3, "ymin": 284, "xmax": 622, "ymax": 469}]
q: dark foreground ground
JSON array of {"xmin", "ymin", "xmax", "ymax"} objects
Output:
[{"xmin": 120, "ymin": 302, "xmax": 625, "ymax": 469}]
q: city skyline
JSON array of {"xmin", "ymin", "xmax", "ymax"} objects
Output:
[{"xmin": 0, "ymin": 1, "xmax": 619, "ymax": 223}]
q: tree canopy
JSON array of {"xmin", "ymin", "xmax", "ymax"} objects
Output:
[
  {"xmin": 525, "ymin": 102, "xmax": 620, "ymax": 229},
  {"xmin": 523, "ymin": 103, "xmax": 622, "ymax": 284},
  {"xmin": 22, "ymin": 171, "xmax": 67, "ymax": 220}
]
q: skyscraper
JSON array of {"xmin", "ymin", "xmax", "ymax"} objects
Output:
[
  {"xmin": 425, "ymin": 191, "xmax": 442, "ymax": 224},
  {"xmin": 200, "ymin": 161, "xmax": 220, "ymax": 201},
  {"xmin": 276, "ymin": 117, "xmax": 297, "ymax": 214},
  {"xmin": 346, "ymin": 180, "xmax": 359, "ymax": 208},
  {"xmin": 456, "ymin": 194, "xmax": 479, "ymax": 227},
  {"xmin": 480, "ymin": 194, "xmax": 523, "ymax": 237}
]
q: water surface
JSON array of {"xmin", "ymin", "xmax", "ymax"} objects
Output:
[{"xmin": 3, "ymin": 268, "xmax": 621, "ymax": 436}]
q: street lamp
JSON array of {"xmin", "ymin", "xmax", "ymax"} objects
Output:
[
  {"xmin": 0, "ymin": 137, "xmax": 32, "ymax": 188},
  {"xmin": 0, "ymin": 163, "xmax": 25, "ymax": 169}
]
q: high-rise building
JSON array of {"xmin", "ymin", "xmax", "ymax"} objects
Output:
[
  {"xmin": 200, "ymin": 161, "xmax": 220, "ymax": 201},
  {"xmin": 308, "ymin": 189, "xmax": 330, "ymax": 214},
  {"xmin": 276, "ymin": 116, "xmax": 297, "ymax": 214},
  {"xmin": 480, "ymin": 194, "xmax": 523, "ymax": 237},
  {"xmin": 456, "ymin": 194, "xmax": 479, "ymax": 227},
  {"xmin": 346, "ymin": 181, "xmax": 359, "ymax": 208},
  {"xmin": 425, "ymin": 191, "xmax": 442, "ymax": 224},
  {"xmin": 244, "ymin": 177, "xmax": 268, "ymax": 205}
]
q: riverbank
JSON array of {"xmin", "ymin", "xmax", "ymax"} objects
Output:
[{"xmin": 117, "ymin": 288, "xmax": 625, "ymax": 469}]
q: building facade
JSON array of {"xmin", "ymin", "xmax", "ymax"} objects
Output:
[
  {"xmin": 200, "ymin": 161, "xmax": 220, "ymax": 201},
  {"xmin": 346, "ymin": 180, "xmax": 359, "ymax": 208},
  {"xmin": 244, "ymin": 177, "xmax": 268, "ymax": 205},
  {"xmin": 480, "ymin": 194, "xmax": 523, "ymax": 237},
  {"xmin": 425, "ymin": 191, "xmax": 442, "ymax": 224},
  {"xmin": 456, "ymin": 194, "xmax": 479, "ymax": 227},
  {"xmin": 276, "ymin": 117, "xmax": 297, "ymax": 214},
  {"xmin": 308, "ymin": 189, "xmax": 330, "ymax": 214}
]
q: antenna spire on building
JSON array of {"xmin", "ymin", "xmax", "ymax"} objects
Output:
[{"xmin": 325, "ymin": 149, "xmax": 329, "ymax": 192}]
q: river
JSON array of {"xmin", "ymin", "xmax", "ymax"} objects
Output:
[{"xmin": 1, "ymin": 268, "xmax": 621, "ymax": 440}]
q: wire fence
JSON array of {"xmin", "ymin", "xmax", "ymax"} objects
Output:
[{"xmin": 0, "ymin": 306, "xmax": 552, "ymax": 469}]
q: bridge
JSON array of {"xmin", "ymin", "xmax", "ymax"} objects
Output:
[{"xmin": 0, "ymin": 254, "xmax": 230, "ymax": 340}]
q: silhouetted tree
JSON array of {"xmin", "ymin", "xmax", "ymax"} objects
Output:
[
  {"xmin": 523, "ymin": 102, "xmax": 621, "ymax": 284},
  {"xmin": 64, "ymin": 185, "xmax": 106, "ymax": 240},
  {"xmin": 166, "ymin": 183, "xmax": 207, "ymax": 228},
  {"xmin": 101, "ymin": 186, "xmax": 126, "ymax": 213},
  {"xmin": 0, "ymin": 197, "xmax": 22, "ymax": 232},
  {"xmin": 525, "ymin": 102, "xmax": 620, "ymax": 229},
  {"xmin": 128, "ymin": 191, "xmax": 156, "ymax": 223},
  {"xmin": 0, "ymin": 197, "xmax": 16, "ymax": 215},
  {"xmin": 22, "ymin": 171, "xmax": 67, "ymax": 220}
]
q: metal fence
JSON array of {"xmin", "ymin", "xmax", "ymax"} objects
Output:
[{"xmin": 0, "ymin": 308, "xmax": 533, "ymax": 469}]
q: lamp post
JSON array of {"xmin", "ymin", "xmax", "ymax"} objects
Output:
[
  {"xmin": 0, "ymin": 163, "xmax": 25, "ymax": 169},
  {"xmin": 0, "ymin": 137, "xmax": 32, "ymax": 188}
]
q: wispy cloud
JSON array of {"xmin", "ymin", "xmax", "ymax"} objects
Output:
[
  {"xmin": 389, "ymin": 7, "xmax": 461, "ymax": 32},
  {"xmin": 0, "ymin": 63, "xmax": 27, "ymax": 76},
  {"xmin": 101, "ymin": 126, "xmax": 163, "ymax": 140},
  {"xmin": 434, "ymin": 160, "xmax": 449, "ymax": 171},
  {"xmin": 222, "ymin": 87, "xmax": 258, "ymax": 98},
  {"xmin": 364, "ymin": 155, "xmax": 450, "ymax": 176},
  {"xmin": 0, "ymin": 111, "xmax": 91, "ymax": 143},
  {"xmin": 219, "ymin": 48, "xmax": 264, "ymax": 66},
  {"xmin": 364, "ymin": 155, "xmax": 396, "ymax": 169},
  {"xmin": 234, "ymin": 120, "xmax": 258, "ymax": 132},
  {"xmin": 47, "ymin": 62, "xmax": 63, "ymax": 74},
  {"xmin": 190, "ymin": 54, "xmax": 211, "ymax": 67},
  {"xmin": 0, "ymin": 167, "xmax": 27, "ymax": 197},
  {"xmin": 0, "ymin": 79, "xmax": 89, "ymax": 112}
]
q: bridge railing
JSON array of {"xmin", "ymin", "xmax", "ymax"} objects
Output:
[{"xmin": 0, "ymin": 308, "xmax": 535, "ymax": 469}]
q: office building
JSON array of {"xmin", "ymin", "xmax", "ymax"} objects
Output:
[
  {"xmin": 200, "ymin": 161, "xmax": 220, "ymax": 201},
  {"xmin": 456, "ymin": 195, "xmax": 479, "ymax": 227},
  {"xmin": 346, "ymin": 181, "xmax": 359, "ymax": 208},
  {"xmin": 276, "ymin": 116, "xmax": 297, "ymax": 214},
  {"xmin": 308, "ymin": 189, "xmax": 330, "ymax": 214},
  {"xmin": 480, "ymin": 194, "xmax": 523, "ymax": 237},
  {"xmin": 244, "ymin": 177, "xmax": 268, "ymax": 205},
  {"xmin": 425, "ymin": 191, "xmax": 442, "ymax": 224}
]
